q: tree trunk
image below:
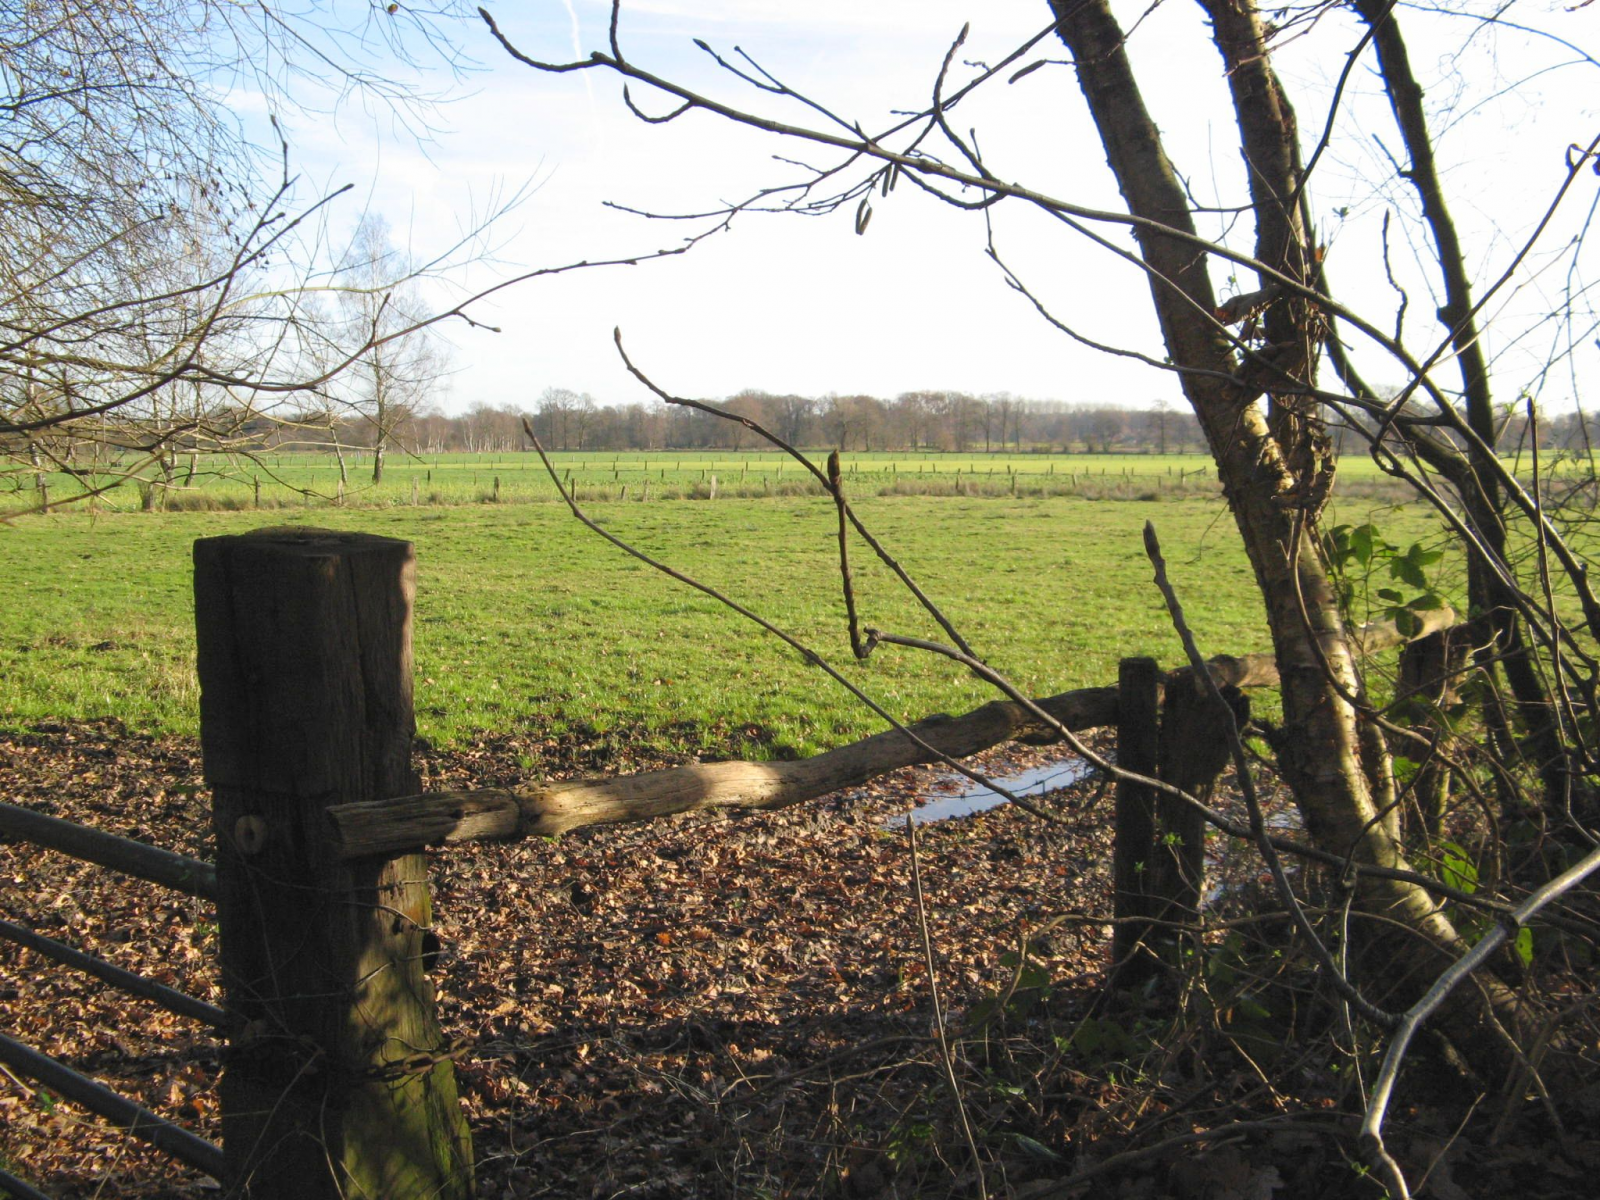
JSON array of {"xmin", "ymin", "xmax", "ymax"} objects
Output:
[
  {"xmin": 1351, "ymin": 0, "xmax": 1568, "ymax": 829},
  {"xmin": 1050, "ymin": 0, "xmax": 1528, "ymax": 1062}
]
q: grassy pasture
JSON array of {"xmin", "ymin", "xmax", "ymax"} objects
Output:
[
  {"xmin": 0, "ymin": 492, "xmax": 1282, "ymax": 753},
  {"xmin": 16, "ymin": 447, "xmax": 1426, "ymax": 514},
  {"xmin": 0, "ymin": 461, "xmax": 1462, "ymax": 757}
]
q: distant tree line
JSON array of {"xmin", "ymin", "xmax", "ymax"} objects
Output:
[
  {"xmin": 305, "ymin": 388, "xmax": 1216, "ymax": 455},
  {"xmin": 74, "ymin": 389, "xmax": 1600, "ymax": 473},
  {"xmin": 287, "ymin": 388, "xmax": 1599, "ymax": 460}
]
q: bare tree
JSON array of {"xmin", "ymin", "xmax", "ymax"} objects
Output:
[
  {"xmin": 773, "ymin": 393, "xmax": 814, "ymax": 446},
  {"xmin": 482, "ymin": 3, "xmax": 1599, "ymax": 1191},
  {"xmin": 1148, "ymin": 397, "xmax": 1173, "ymax": 455},
  {"xmin": 333, "ymin": 216, "xmax": 452, "ymax": 483},
  {"xmin": 0, "ymin": 0, "xmax": 501, "ymax": 515}
]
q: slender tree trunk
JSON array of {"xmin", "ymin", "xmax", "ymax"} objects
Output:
[
  {"xmin": 1352, "ymin": 0, "xmax": 1567, "ymax": 827},
  {"xmin": 1050, "ymin": 0, "xmax": 1527, "ymax": 1059}
]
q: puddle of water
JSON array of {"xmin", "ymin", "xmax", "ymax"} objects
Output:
[{"xmin": 894, "ymin": 758, "xmax": 1092, "ymax": 826}]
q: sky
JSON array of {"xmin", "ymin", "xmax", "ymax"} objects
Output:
[{"xmin": 253, "ymin": 1, "xmax": 1599, "ymax": 416}]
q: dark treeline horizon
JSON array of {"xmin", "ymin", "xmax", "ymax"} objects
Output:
[
  {"xmin": 304, "ymin": 388, "xmax": 1212, "ymax": 456},
  {"xmin": 268, "ymin": 386, "xmax": 1599, "ymax": 459}
]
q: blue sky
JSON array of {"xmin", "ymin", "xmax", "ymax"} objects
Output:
[{"xmin": 254, "ymin": 1, "xmax": 1599, "ymax": 416}]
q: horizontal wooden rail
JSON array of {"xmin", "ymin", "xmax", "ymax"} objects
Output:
[
  {"xmin": 0, "ymin": 803, "xmax": 215, "ymax": 899},
  {"xmin": 326, "ymin": 609, "xmax": 1454, "ymax": 859},
  {"xmin": 0, "ymin": 1165, "xmax": 53, "ymax": 1200},
  {"xmin": 0, "ymin": 1032, "xmax": 225, "ymax": 1181},
  {"xmin": 0, "ymin": 919, "xmax": 230, "ymax": 1030}
]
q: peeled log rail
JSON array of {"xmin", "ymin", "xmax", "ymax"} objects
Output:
[
  {"xmin": 328, "ymin": 684, "xmax": 1117, "ymax": 856},
  {"xmin": 0, "ymin": 801, "xmax": 216, "ymax": 899},
  {"xmin": 327, "ymin": 606, "xmax": 1453, "ymax": 859}
]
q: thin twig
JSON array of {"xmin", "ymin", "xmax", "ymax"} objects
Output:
[
  {"xmin": 907, "ymin": 814, "xmax": 988, "ymax": 1199},
  {"xmin": 1359, "ymin": 839, "xmax": 1600, "ymax": 1199},
  {"xmin": 827, "ymin": 449, "xmax": 869, "ymax": 660},
  {"xmin": 613, "ymin": 329, "xmax": 979, "ymax": 660}
]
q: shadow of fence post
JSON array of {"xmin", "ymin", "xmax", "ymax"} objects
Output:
[{"xmin": 194, "ymin": 528, "xmax": 472, "ymax": 1199}]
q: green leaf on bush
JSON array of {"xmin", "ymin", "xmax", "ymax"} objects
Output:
[
  {"xmin": 1514, "ymin": 926, "xmax": 1534, "ymax": 967},
  {"xmin": 1350, "ymin": 524, "xmax": 1376, "ymax": 566},
  {"xmin": 1441, "ymin": 841, "xmax": 1478, "ymax": 895},
  {"xmin": 1391, "ymin": 557, "xmax": 1428, "ymax": 589}
]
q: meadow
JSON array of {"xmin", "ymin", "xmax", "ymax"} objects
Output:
[
  {"xmin": 0, "ymin": 460, "xmax": 1452, "ymax": 757},
  {"xmin": 17, "ymin": 447, "xmax": 1428, "ymax": 513}
]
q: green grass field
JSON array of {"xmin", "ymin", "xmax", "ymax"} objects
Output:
[
  {"xmin": 16, "ymin": 447, "xmax": 1427, "ymax": 514},
  {"xmin": 1, "ymin": 457, "xmax": 1461, "ymax": 757},
  {"xmin": 0, "ymin": 493, "xmax": 1262, "ymax": 753}
]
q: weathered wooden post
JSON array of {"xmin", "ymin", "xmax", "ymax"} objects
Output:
[
  {"xmin": 1113, "ymin": 656, "xmax": 1161, "ymax": 988},
  {"xmin": 194, "ymin": 528, "xmax": 472, "ymax": 1199},
  {"xmin": 1152, "ymin": 675, "xmax": 1247, "ymax": 930},
  {"xmin": 1115, "ymin": 657, "xmax": 1246, "ymax": 990},
  {"xmin": 1396, "ymin": 626, "xmax": 1468, "ymax": 840}
]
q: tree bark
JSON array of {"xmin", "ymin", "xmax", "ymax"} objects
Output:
[{"xmin": 1050, "ymin": 0, "xmax": 1527, "ymax": 1060}]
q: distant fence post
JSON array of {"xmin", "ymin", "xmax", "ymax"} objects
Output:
[{"xmin": 193, "ymin": 529, "xmax": 472, "ymax": 1199}]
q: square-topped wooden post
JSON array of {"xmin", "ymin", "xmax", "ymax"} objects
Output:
[{"xmin": 193, "ymin": 528, "xmax": 472, "ymax": 1198}]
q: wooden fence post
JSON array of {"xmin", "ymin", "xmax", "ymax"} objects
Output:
[
  {"xmin": 193, "ymin": 528, "xmax": 472, "ymax": 1199},
  {"xmin": 1115, "ymin": 659, "xmax": 1247, "ymax": 990},
  {"xmin": 1152, "ymin": 676, "xmax": 1247, "ymax": 932},
  {"xmin": 1113, "ymin": 657, "xmax": 1161, "ymax": 988},
  {"xmin": 1396, "ymin": 626, "xmax": 1468, "ymax": 841}
]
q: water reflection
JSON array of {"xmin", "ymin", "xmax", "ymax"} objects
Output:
[{"xmin": 896, "ymin": 757, "xmax": 1092, "ymax": 826}]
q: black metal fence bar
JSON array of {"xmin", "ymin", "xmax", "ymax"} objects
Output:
[
  {"xmin": 0, "ymin": 1033, "xmax": 224, "ymax": 1181},
  {"xmin": 0, "ymin": 919, "xmax": 229, "ymax": 1030},
  {"xmin": 0, "ymin": 803, "xmax": 215, "ymax": 899},
  {"xmin": 0, "ymin": 1165, "xmax": 54, "ymax": 1200}
]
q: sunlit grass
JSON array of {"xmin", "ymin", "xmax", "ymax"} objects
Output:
[{"xmin": 1, "ymin": 492, "xmax": 1300, "ymax": 755}]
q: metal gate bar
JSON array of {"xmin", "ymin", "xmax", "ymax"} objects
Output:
[
  {"xmin": 0, "ymin": 1032, "xmax": 224, "ymax": 1180},
  {"xmin": 0, "ymin": 803, "xmax": 215, "ymax": 898},
  {"xmin": 0, "ymin": 1165, "xmax": 54, "ymax": 1200},
  {"xmin": 0, "ymin": 919, "xmax": 229, "ymax": 1030}
]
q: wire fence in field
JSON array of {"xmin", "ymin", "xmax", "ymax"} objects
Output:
[{"xmin": 13, "ymin": 450, "xmax": 1243, "ymax": 513}]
